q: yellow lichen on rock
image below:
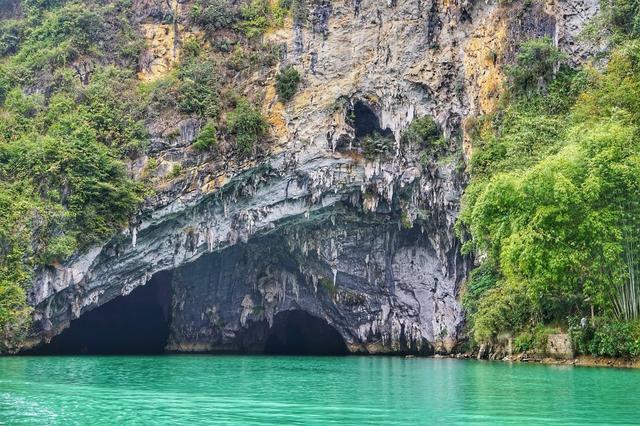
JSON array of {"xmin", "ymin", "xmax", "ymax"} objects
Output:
[
  {"xmin": 461, "ymin": 10, "xmax": 510, "ymax": 157},
  {"xmin": 463, "ymin": 13, "xmax": 508, "ymax": 116},
  {"xmin": 138, "ymin": 22, "xmax": 181, "ymax": 82},
  {"xmin": 263, "ymin": 84, "xmax": 290, "ymax": 144}
]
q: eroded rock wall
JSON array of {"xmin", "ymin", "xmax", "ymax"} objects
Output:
[{"xmin": 22, "ymin": 0, "xmax": 599, "ymax": 354}]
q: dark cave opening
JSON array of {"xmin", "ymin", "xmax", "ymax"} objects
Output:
[
  {"xmin": 264, "ymin": 310, "xmax": 348, "ymax": 355},
  {"xmin": 351, "ymin": 100, "xmax": 393, "ymax": 139},
  {"xmin": 27, "ymin": 271, "xmax": 173, "ymax": 355}
]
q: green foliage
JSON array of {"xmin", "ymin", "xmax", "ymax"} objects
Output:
[
  {"xmin": 319, "ymin": 277, "xmax": 338, "ymax": 298},
  {"xmin": 177, "ymin": 57, "xmax": 220, "ymax": 119},
  {"xmin": 0, "ymin": 19, "xmax": 25, "ymax": 56},
  {"xmin": 401, "ymin": 115, "xmax": 446, "ymax": 165},
  {"xmin": 193, "ymin": 122, "xmax": 218, "ymax": 151},
  {"xmin": 601, "ymin": 0, "xmax": 640, "ymax": 39},
  {"xmin": 192, "ymin": 0, "xmax": 238, "ymax": 32},
  {"xmin": 236, "ymin": 0, "xmax": 289, "ymax": 38},
  {"xmin": 401, "ymin": 116, "xmax": 441, "ymax": 148},
  {"xmin": 361, "ymin": 132, "xmax": 394, "ymax": 160},
  {"xmin": 275, "ymin": 65, "xmax": 300, "ymax": 102},
  {"xmin": 4, "ymin": 1, "xmax": 142, "ymax": 90},
  {"xmin": 513, "ymin": 326, "xmax": 555, "ymax": 353},
  {"xmin": 1, "ymin": 127, "xmax": 143, "ymax": 248},
  {"xmin": 237, "ymin": 0, "xmax": 271, "ymax": 38},
  {"xmin": 168, "ymin": 164, "xmax": 183, "ymax": 179},
  {"xmin": 82, "ymin": 67, "xmax": 149, "ymax": 156},
  {"xmin": 0, "ymin": 0, "xmax": 149, "ymax": 349},
  {"xmin": 461, "ymin": 262, "xmax": 499, "ymax": 319},
  {"xmin": 227, "ymin": 98, "xmax": 268, "ymax": 155},
  {"xmin": 506, "ymin": 37, "xmax": 567, "ymax": 97},
  {"xmin": 513, "ymin": 331, "xmax": 535, "ymax": 352},
  {"xmin": 588, "ymin": 319, "xmax": 640, "ymax": 358},
  {"xmin": 461, "ymin": 41, "xmax": 640, "ymax": 345},
  {"xmin": 472, "ymin": 282, "xmax": 537, "ymax": 343},
  {"xmin": 182, "ymin": 37, "xmax": 201, "ymax": 59}
]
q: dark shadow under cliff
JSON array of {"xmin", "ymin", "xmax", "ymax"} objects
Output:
[
  {"xmin": 25, "ymin": 271, "xmax": 173, "ymax": 355},
  {"xmin": 264, "ymin": 310, "xmax": 348, "ymax": 355}
]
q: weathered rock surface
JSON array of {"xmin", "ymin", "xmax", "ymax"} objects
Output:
[{"xmin": 23, "ymin": 0, "xmax": 599, "ymax": 354}]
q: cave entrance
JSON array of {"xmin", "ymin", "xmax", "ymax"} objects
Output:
[
  {"xmin": 351, "ymin": 100, "xmax": 393, "ymax": 139},
  {"xmin": 264, "ymin": 310, "xmax": 348, "ymax": 355},
  {"xmin": 28, "ymin": 271, "xmax": 173, "ymax": 355}
]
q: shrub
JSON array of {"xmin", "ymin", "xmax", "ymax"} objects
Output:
[
  {"xmin": 192, "ymin": 0, "xmax": 238, "ymax": 32},
  {"xmin": 237, "ymin": 0, "xmax": 270, "ymax": 38},
  {"xmin": 182, "ymin": 37, "xmax": 201, "ymax": 59},
  {"xmin": 193, "ymin": 122, "xmax": 218, "ymax": 151},
  {"xmin": 146, "ymin": 75, "xmax": 179, "ymax": 115},
  {"xmin": 177, "ymin": 57, "xmax": 220, "ymax": 119},
  {"xmin": 227, "ymin": 98, "xmax": 268, "ymax": 155},
  {"xmin": 587, "ymin": 319, "xmax": 640, "ymax": 358},
  {"xmin": 513, "ymin": 326, "xmax": 554, "ymax": 354},
  {"xmin": 83, "ymin": 67, "xmax": 149, "ymax": 156},
  {"xmin": 401, "ymin": 116, "xmax": 441, "ymax": 148},
  {"xmin": 461, "ymin": 262, "xmax": 499, "ymax": 318},
  {"xmin": 513, "ymin": 331, "xmax": 534, "ymax": 352},
  {"xmin": 168, "ymin": 163, "xmax": 183, "ymax": 179},
  {"xmin": 604, "ymin": 0, "xmax": 640, "ymax": 38},
  {"xmin": 275, "ymin": 65, "xmax": 300, "ymax": 102},
  {"xmin": 506, "ymin": 37, "xmax": 566, "ymax": 97},
  {"xmin": 472, "ymin": 282, "xmax": 536, "ymax": 343},
  {"xmin": 361, "ymin": 132, "xmax": 394, "ymax": 160}
]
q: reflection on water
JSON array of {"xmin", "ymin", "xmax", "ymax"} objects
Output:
[{"xmin": 1, "ymin": 356, "xmax": 639, "ymax": 425}]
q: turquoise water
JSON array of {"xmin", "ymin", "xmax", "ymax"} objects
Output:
[{"xmin": 1, "ymin": 356, "xmax": 640, "ymax": 425}]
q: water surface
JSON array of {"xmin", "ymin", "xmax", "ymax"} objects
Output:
[{"xmin": 1, "ymin": 356, "xmax": 639, "ymax": 425}]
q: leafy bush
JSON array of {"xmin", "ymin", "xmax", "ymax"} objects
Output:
[
  {"xmin": 237, "ymin": 0, "xmax": 271, "ymax": 38},
  {"xmin": 361, "ymin": 132, "xmax": 394, "ymax": 160},
  {"xmin": 603, "ymin": 0, "xmax": 640, "ymax": 38},
  {"xmin": 275, "ymin": 65, "xmax": 300, "ymax": 102},
  {"xmin": 82, "ymin": 67, "xmax": 149, "ymax": 156},
  {"xmin": 587, "ymin": 319, "xmax": 640, "ymax": 358},
  {"xmin": 472, "ymin": 282, "xmax": 536, "ymax": 343},
  {"xmin": 227, "ymin": 98, "xmax": 268, "ymax": 155},
  {"xmin": 461, "ymin": 262, "xmax": 499, "ymax": 318},
  {"xmin": 506, "ymin": 37, "xmax": 567, "ymax": 97},
  {"xmin": 513, "ymin": 332, "xmax": 534, "ymax": 352},
  {"xmin": 193, "ymin": 122, "xmax": 218, "ymax": 151},
  {"xmin": 145, "ymin": 75, "xmax": 179, "ymax": 115},
  {"xmin": 167, "ymin": 164, "xmax": 183, "ymax": 179},
  {"xmin": 177, "ymin": 57, "xmax": 220, "ymax": 119},
  {"xmin": 513, "ymin": 326, "xmax": 554, "ymax": 354},
  {"xmin": 192, "ymin": 0, "xmax": 238, "ymax": 32},
  {"xmin": 401, "ymin": 116, "xmax": 441, "ymax": 148}
]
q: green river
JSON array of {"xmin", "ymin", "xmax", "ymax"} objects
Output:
[{"xmin": 1, "ymin": 356, "xmax": 639, "ymax": 425}]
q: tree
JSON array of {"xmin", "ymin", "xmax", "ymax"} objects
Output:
[{"xmin": 275, "ymin": 65, "xmax": 300, "ymax": 102}]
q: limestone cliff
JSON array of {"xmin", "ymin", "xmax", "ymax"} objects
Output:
[{"xmin": 24, "ymin": 0, "xmax": 598, "ymax": 354}]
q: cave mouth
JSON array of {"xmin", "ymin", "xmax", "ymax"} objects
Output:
[
  {"xmin": 27, "ymin": 270, "xmax": 173, "ymax": 355},
  {"xmin": 351, "ymin": 100, "xmax": 393, "ymax": 139},
  {"xmin": 264, "ymin": 310, "xmax": 348, "ymax": 356}
]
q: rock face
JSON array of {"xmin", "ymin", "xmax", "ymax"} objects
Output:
[{"xmin": 23, "ymin": 0, "xmax": 598, "ymax": 354}]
